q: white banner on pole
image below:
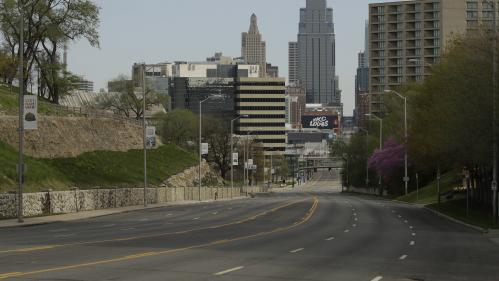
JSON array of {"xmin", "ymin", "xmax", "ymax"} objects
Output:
[
  {"xmin": 202, "ymin": 143, "xmax": 209, "ymax": 155},
  {"xmin": 247, "ymin": 159, "xmax": 253, "ymax": 166},
  {"xmin": 23, "ymin": 95, "xmax": 37, "ymax": 130},
  {"xmin": 232, "ymin": 153, "xmax": 239, "ymax": 166},
  {"xmin": 146, "ymin": 126, "xmax": 156, "ymax": 149}
]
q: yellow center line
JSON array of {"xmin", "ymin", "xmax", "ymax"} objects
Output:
[
  {"xmin": 0, "ymin": 198, "xmax": 308, "ymax": 255},
  {"xmin": 0, "ymin": 197, "xmax": 319, "ymax": 280}
]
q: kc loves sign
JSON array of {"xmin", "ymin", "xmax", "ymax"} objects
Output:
[{"xmin": 309, "ymin": 116, "xmax": 329, "ymax": 128}]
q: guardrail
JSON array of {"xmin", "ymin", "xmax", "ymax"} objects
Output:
[{"xmin": 50, "ymin": 105, "xmax": 143, "ymax": 127}]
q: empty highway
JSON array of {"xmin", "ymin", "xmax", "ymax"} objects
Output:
[{"xmin": 0, "ymin": 170, "xmax": 498, "ymax": 281}]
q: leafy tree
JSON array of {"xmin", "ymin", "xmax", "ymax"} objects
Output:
[
  {"xmin": 96, "ymin": 76, "xmax": 166, "ymax": 120},
  {"xmin": 0, "ymin": 0, "xmax": 100, "ymax": 103},
  {"xmin": 156, "ymin": 109, "xmax": 197, "ymax": 147},
  {"xmin": 0, "ymin": 48, "xmax": 16, "ymax": 84},
  {"xmin": 368, "ymin": 138, "xmax": 405, "ymax": 193}
]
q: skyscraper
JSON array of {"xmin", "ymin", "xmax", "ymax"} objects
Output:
[
  {"xmin": 295, "ymin": 0, "xmax": 338, "ymax": 105},
  {"xmin": 288, "ymin": 42, "xmax": 299, "ymax": 85},
  {"xmin": 242, "ymin": 14, "xmax": 267, "ymax": 78}
]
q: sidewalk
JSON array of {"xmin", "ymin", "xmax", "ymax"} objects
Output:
[{"xmin": 0, "ymin": 197, "xmax": 247, "ymax": 229}]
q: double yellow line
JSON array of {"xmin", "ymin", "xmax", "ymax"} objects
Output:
[{"xmin": 0, "ymin": 197, "xmax": 319, "ymax": 280}]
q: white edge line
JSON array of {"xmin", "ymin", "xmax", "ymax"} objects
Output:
[{"xmin": 214, "ymin": 266, "xmax": 244, "ymax": 276}]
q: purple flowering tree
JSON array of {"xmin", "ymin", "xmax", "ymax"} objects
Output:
[{"xmin": 369, "ymin": 138, "xmax": 405, "ymax": 183}]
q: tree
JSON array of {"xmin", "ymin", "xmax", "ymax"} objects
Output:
[
  {"xmin": 0, "ymin": 48, "xmax": 16, "ymax": 84},
  {"xmin": 96, "ymin": 76, "xmax": 166, "ymax": 120},
  {"xmin": 0, "ymin": 0, "xmax": 100, "ymax": 102},
  {"xmin": 156, "ymin": 109, "xmax": 197, "ymax": 147},
  {"xmin": 368, "ymin": 138, "xmax": 405, "ymax": 193},
  {"xmin": 204, "ymin": 117, "xmax": 232, "ymax": 179}
]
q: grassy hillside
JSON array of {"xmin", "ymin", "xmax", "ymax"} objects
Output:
[
  {"xmin": 0, "ymin": 140, "xmax": 197, "ymax": 193},
  {"xmin": 0, "ymin": 84, "xmax": 70, "ymax": 115},
  {"xmin": 396, "ymin": 170, "xmax": 461, "ymax": 204}
]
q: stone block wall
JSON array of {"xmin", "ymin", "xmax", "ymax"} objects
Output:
[{"xmin": 0, "ymin": 186, "xmax": 267, "ymax": 219}]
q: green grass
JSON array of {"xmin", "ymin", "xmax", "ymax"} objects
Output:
[
  {"xmin": 396, "ymin": 170, "xmax": 461, "ymax": 204},
  {"xmin": 0, "ymin": 140, "xmax": 197, "ymax": 193},
  {"xmin": 0, "ymin": 83, "xmax": 74, "ymax": 116},
  {"xmin": 428, "ymin": 199, "xmax": 499, "ymax": 230}
]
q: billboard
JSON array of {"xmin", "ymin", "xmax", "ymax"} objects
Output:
[{"xmin": 301, "ymin": 115, "xmax": 338, "ymax": 130}]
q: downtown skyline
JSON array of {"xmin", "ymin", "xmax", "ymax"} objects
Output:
[{"xmin": 68, "ymin": 0, "xmax": 403, "ymax": 115}]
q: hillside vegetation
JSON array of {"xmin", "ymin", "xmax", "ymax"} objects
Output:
[
  {"xmin": 0, "ymin": 84, "xmax": 69, "ymax": 116},
  {"xmin": 0, "ymin": 140, "xmax": 197, "ymax": 193}
]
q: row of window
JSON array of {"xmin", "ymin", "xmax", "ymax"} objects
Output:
[
  {"xmin": 236, "ymin": 90, "xmax": 285, "ymax": 95},
  {"xmin": 236, "ymin": 131, "xmax": 286, "ymax": 136},
  {"xmin": 238, "ymin": 123, "xmax": 286, "ymax": 127},
  {"xmin": 236, "ymin": 82, "xmax": 285, "ymax": 87},
  {"xmin": 236, "ymin": 106, "xmax": 286, "ymax": 111},
  {"xmin": 235, "ymin": 98, "xmax": 285, "ymax": 103},
  {"xmin": 467, "ymin": 1, "xmax": 495, "ymax": 10}
]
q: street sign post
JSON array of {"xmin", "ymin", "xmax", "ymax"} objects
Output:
[{"xmin": 232, "ymin": 153, "xmax": 238, "ymax": 166}]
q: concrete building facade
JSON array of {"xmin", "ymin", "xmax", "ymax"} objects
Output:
[
  {"xmin": 285, "ymin": 86, "xmax": 306, "ymax": 128},
  {"xmin": 296, "ymin": 0, "xmax": 338, "ymax": 105},
  {"xmin": 368, "ymin": 0, "xmax": 472, "ymax": 114},
  {"xmin": 236, "ymin": 77, "xmax": 287, "ymax": 154},
  {"xmin": 242, "ymin": 14, "xmax": 267, "ymax": 78}
]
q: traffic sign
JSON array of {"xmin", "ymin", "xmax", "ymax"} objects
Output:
[
  {"xmin": 403, "ymin": 176, "xmax": 410, "ymax": 182},
  {"xmin": 493, "ymin": 181, "xmax": 498, "ymax": 191}
]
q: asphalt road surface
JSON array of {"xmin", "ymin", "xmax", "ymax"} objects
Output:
[{"xmin": 0, "ymin": 170, "xmax": 498, "ymax": 281}]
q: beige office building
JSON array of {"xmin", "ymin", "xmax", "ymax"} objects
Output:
[
  {"xmin": 368, "ymin": 0, "xmax": 490, "ymax": 113},
  {"xmin": 236, "ymin": 77, "xmax": 286, "ymax": 155},
  {"xmin": 242, "ymin": 14, "xmax": 267, "ymax": 78}
]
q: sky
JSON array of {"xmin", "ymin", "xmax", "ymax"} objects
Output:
[{"xmin": 69, "ymin": 0, "xmax": 397, "ymax": 116}]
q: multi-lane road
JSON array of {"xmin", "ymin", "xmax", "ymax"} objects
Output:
[{"xmin": 0, "ymin": 170, "xmax": 498, "ymax": 281}]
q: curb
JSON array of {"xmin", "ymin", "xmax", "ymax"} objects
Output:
[
  {"xmin": 0, "ymin": 196, "xmax": 250, "ymax": 229},
  {"xmin": 423, "ymin": 206, "xmax": 487, "ymax": 233}
]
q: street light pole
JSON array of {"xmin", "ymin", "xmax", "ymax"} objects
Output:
[
  {"xmin": 17, "ymin": 4, "xmax": 25, "ymax": 223},
  {"xmin": 385, "ymin": 89, "xmax": 409, "ymax": 195},
  {"xmin": 142, "ymin": 64, "xmax": 147, "ymax": 207},
  {"xmin": 199, "ymin": 97, "xmax": 214, "ymax": 201},
  {"xmin": 492, "ymin": 0, "xmax": 498, "ymax": 223},
  {"xmin": 231, "ymin": 115, "xmax": 247, "ymax": 198}
]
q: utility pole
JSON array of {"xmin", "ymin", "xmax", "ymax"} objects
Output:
[{"xmin": 17, "ymin": 4, "xmax": 25, "ymax": 223}]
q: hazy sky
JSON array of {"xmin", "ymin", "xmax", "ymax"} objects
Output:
[{"xmin": 69, "ymin": 0, "xmax": 396, "ymax": 116}]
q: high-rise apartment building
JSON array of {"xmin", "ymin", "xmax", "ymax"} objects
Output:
[
  {"xmin": 242, "ymin": 14, "xmax": 267, "ymax": 78},
  {"xmin": 368, "ymin": 0, "xmax": 474, "ymax": 114},
  {"xmin": 288, "ymin": 42, "xmax": 299, "ymax": 85},
  {"xmin": 236, "ymin": 77, "xmax": 287, "ymax": 154},
  {"xmin": 294, "ymin": 0, "xmax": 338, "ymax": 105}
]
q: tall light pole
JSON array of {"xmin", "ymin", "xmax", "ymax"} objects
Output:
[
  {"xmin": 141, "ymin": 64, "xmax": 148, "ymax": 207},
  {"xmin": 359, "ymin": 128, "xmax": 370, "ymax": 189},
  {"xmin": 385, "ymin": 89, "xmax": 409, "ymax": 195},
  {"xmin": 492, "ymin": 0, "xmax": 498, "ymax": 224},
  {"xmin": 199, "ymin": 96, "xmax": 215, "ymax": 201},
  {"xmin": 366, "ymin": 114, "xmax": 383, "ymax": 195},
  {"xmin": 231, "ymin": 115, "xmax": 248, "ymax": 198},
  {"xmin": 17, "ymin": 3, "xmax": 25, "ymax": 223}
]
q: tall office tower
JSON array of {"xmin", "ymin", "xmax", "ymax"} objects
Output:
[
  {"xmin": 236, "ymin": 77, "xmax": 287, "ymax": 155},
  {"xmin": 355, "ymin": 52, "xmax": 370, "ymax": 128},
  {"xmin": 242, "ymin": 14, "xmax": 267, "ymax": 78},
  {"xmin": 297, "ymin": 0, "xmax": 337, "ymax": 105},
  {"xmin": 288, "ymin": 42, "xmax": 299, "ymax": 85},
  {"xmin": 368, "ymin": 0, "xmax": 473, "ymax": 114}
]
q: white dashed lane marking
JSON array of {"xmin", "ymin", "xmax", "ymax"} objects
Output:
[
  {"xmin": 214, "ymin": 266, "xmax": 244, "ymax": 276},
  {"xmin": 410, "ymin": 241, "xmax": 415, "ymax": 246},
  {"xmin": 371, "ymin": 276, "xmax": 383, "ymax": 281},
  {"xmin": 399, "ymin": 255, "xmax": 408, "ymax": 260},
  {"xmin": 290, "ymin": 248, "xmax": 305, "ymax": 253},
  {"xmin": 325, "ymin": 237, "xmax": 335, "ymax": 241}
]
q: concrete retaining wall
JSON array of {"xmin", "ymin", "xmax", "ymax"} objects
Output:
[{"xmin": 0, "ymin": 186, "xmax": 266, "ymax": 219}]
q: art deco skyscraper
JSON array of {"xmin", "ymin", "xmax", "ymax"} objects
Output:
[
  {"xmin": 297, "ymin": 0, "xmax": 338, "ymax": 105},
  {"xmin": 242, "ymin": 14, "xmax": 267, "ymax": 78}
]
